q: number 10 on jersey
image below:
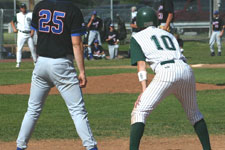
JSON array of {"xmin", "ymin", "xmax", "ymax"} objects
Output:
[
  {"xmin": 39, "ymin": 9, "xmax": 65, "ymax": 34},
  {"xmin": 151, "ymin": 35, "xmax": 176, "ymax": 51}
]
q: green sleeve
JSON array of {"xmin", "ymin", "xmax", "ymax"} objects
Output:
[
  {"xmin": 130, "ymin": 37, "xmax": 146, "ymax": 66},
  {"xmin": 13, "ymin": 16, "xmax": 17, "ymax": 23}
]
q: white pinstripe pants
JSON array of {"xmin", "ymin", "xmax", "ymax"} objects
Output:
[
  {"xmin": 131, "ymin": 60, "xmax": 203, "ymax": 125},
  {"xmin": 17, "ymin": 31, "xmax": 37, "ymax": 63}
]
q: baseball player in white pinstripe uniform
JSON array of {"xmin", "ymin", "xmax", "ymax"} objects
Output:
[
  {"xmin": 11, "ymin": 3, "xmax": 37, "ymax": 68},
  {"xmin": 129, "ymin": 7, "xmax": 211, "ymax": 150}
]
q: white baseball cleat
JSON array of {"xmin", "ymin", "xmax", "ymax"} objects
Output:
[{"xmin": 16, "ymin": 63, "xmax": 20, "ymax": 68}]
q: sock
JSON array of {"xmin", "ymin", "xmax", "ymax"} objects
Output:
[
  {"xmin": 89, "ymin": 53, "xmax": 93, "ymax": 59},
  {"xmin": 194, "ymin": 119, "xmax": 211, "ymax": 150},
  {"xmin": 130, "ymin": 122, "xmax": 145, "ymax": 150}
]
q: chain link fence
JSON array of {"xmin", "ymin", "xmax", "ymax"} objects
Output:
[
  {"xmin": 0, "ymin": 9, "xmax": 16, "ymax": 59},
  {"xmin": 1, "ymin": 0, "xmax": 225, "ymax": 59},
  {"xmin": 82, "ymin": 8, "xmax": 132, "ymax": 23}
]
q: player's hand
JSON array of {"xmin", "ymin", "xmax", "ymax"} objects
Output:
[
  {"xmin": 219, "ymin": 33, "xmax": 223, "ymax": 37},
  {"xmin": 78, "ymin": 72, "xmax": 87, "ymax": 88},
  {"xmin": 134, "ymin": 93, "xmax": 143, "ymax": 108},
  {"xmin": 30, "ymin": 32, "xmax": 34, "ymax": 37},
  {"xmin": 13, "ymin": 29, "xmax": 18, "ymax": 33},
  {"xmin": 162, "ymin": 26, "xmax": 170, "ymax": 31}
]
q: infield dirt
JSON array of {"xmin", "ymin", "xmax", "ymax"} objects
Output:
[
  {"xmin": 1, "ymin": 135, "xmax": 225, "ymax": 150},
  {"xmin": 1, "ymin": 73, "xmax": 225, "ymax": 95},
  {"xmin": 1, "ymin": 66, "xmax": 225, "ymax": 150}
]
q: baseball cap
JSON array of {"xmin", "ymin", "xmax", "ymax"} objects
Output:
[
  {"xmin": 92, "ymin": 10, "xmax": 97, "ymax": 15},
  {"xmin": 214, "ymin": 10, "xmax": 219, "ymax": 15},
  {"xmin": 94, "ymin": 39, "xmax": 99, "ymax": 43},
  {"xmin": 20, "ymin": 3, "xmax": 27, "ymax": 8}
]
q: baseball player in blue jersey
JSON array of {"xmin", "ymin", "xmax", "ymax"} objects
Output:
[
  {"xmin": 129, "ymin": 7, "xmax": 211, "ymax": 150},
  {"xmin": 157, "ymin": 0, "xmax": 174, "ymax": 32},
  {"xmin": 87, "ymin": 11, "xmax": 103, "ymax": 60},
  {"xmin": 16, "ymin": 0, "xmax": 98, "ymax": 150},
  {"xmin": 209, "ymin": 10, "xmax": 224, "ymax": 56}
]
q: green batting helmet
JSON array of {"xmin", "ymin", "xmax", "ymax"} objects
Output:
[{"xmin": 136, "ymin": 7, "xmax": 158, "ymax": 28}]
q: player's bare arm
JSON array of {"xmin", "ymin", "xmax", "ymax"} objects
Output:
[
  {"xmin": 220, "ymin": 25, "xmax": 224, "ymax": 37},
  {"xmin": 87, "ymin": 15, "xmax": 95, "ymax": 28},
  {"xmin": 130, "ymin": 23, "xmax": 138, "ymax": 29},
  {"xmin": 30, "ymin": 30, "xmax": 34, "ymax": 37},
  {"xmin": 164, "ymin": 13, "xmax": 173, "ymax": 31},
  {"xmin": 72, "ymin": 36, "xmax": 87, "ymax": 88},
  {"xmin": 105, "ymin": 37, "xmax": 111, "ymax": 42},
  {"xmin": 220, "ymin": 30, "xmax": 224, "ymax": 37},
  {"xmin": 10, "ymin": 21, "xmax": 18, "ymax": 33},
  {"xmin": 137, "ymin": 61, "xmax": 147, "ymax": 92}
]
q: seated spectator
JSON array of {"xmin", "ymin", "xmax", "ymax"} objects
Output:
[
  {"xmin": 91, "ymin": 40, "xmax": 105, "ymax": 59},
  {"xmin": 83, "ymin": 34, "xmax": 93, "ymax": 60},
  {"xmin": 175, "ymin": 33, "xmax": 184, "ymax": 53}
]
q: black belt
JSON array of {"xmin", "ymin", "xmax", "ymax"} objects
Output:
[
  {"xmin": 19, "ymin": 30, "xmax": 31, "ymax": 34},
  {"xmin": 160, "ymin": 59, "xmax": 186, "ymax": 65}
]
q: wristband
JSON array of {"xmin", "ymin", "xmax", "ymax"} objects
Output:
[{"xmin": 138, "ymin": 71, "xmax": 147, "ymax": 82}]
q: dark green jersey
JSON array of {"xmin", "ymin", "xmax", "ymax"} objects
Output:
[{"xmin": 130, "ymin": 37, "xmax": 146, "ymax": 66}]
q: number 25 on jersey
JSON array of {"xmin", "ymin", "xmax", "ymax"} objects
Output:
[{"xmin": 39, "ymin": 9, "xmax": 65, "ymax": 34}]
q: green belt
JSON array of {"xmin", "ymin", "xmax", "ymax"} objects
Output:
[{"xmin": 160, "ymin": 60, "xmax": 175, "ymax": 65}]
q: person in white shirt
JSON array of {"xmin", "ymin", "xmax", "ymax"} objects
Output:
[
  {"xmin": 11, "ymin": 3, "xmax": 37, "ymax": 68},
  {"xmin": 131, "ymin": 6, "xmax": 137, "ymax": 20}
]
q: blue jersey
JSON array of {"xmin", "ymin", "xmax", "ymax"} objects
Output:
[
  {"xmin": 212, "ymin": 17, "xmax": 224, "ymax": 31},
  {"xmin": 31, "ymin": 0, "xmax": 86, "ymax": 58}
]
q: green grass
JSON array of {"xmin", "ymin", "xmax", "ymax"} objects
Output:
[
  {"xmin": 101, "ymin": 43, "xmax": 130, "ymax": 52},
  {"xmin": 93, "ymin": 41, "xmax": 225, "ymax": 64},
  {"xmin": 84, "ymin": 58, "xmax": 130, "ymax": 67},
  {"xmin": 3, "ymin": 32, "xmax": 16, "ymax": 44},
  {"xmin": 0, "ymin": 90, "xmax": 225, "ymax": 141},
  {"xmin": 193, "ymin": 68, "xmax": 225, "ymax": 85},
  {"xmin": 0, "ymin": 63, "xmax": 138, "ymax": 85},
  {"xmin": 3, "ymin": 34, "xmax": 225, "ymax": 64},
  {"xmin": 184, "ymin": 41, "xmax": 225, "ymax": 64},
  {"xmin": 0, "ymin": 46, "xmax": 225, "ymax": 142},
  {"xmin": 1, "ymin": 61, "xmax": 225, "ymax": 85}
]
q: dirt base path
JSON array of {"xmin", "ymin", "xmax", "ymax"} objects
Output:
[
  {"xmin": 1, "ymin": 73, "xmax": 225, "ymax": 95},
  {"xmin": 191, "ymin": 64, "xmax": 225, "ymax": 68},
  {"xmin": 1, "ymin": 135, "xmax": 225, "ymax": 150}
]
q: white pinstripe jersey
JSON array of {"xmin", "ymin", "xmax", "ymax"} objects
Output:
[{"xmin": 131, "ymin": 26, "xmax": 185, "ymax": 71}]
